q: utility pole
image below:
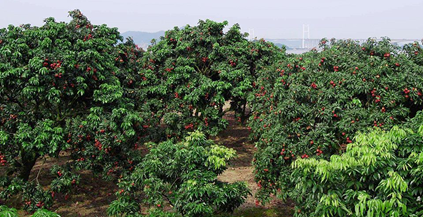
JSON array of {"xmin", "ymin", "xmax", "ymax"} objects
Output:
[{"xmin": 302, "ymin": 24, "xmax": 310, "ymax": 49}]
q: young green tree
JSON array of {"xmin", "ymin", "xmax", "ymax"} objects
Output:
[
  {"xmin": 291, "ymin": 117, "xmax": 423, "ymax": 216},
  {"xmin": 108, "ymin": 131, "xmax": 251, "ymax": 217}
]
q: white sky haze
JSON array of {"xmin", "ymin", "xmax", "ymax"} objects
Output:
[{"xmin": 1, "ymin": 0, "xmax": 422, "ymax": 39}]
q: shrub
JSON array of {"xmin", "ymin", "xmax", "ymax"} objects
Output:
[
  {"xmin": 108, "ymin": 131, "xmax": 251, "ymax": 217},
  {"xmin": 31, "ymin": 209, "xmax": 60, "ymax": 217},
  {"xmin": 248, "ymin": 38, "xmax": 423, "ymax": 202},
  {"xmin": 291, "ymin": 122, "xmax": 423, "ymax": 216},
  {"xmin": 0, "ymin": 206, "xmax": 60, "ymax": 217},
  {"xmin": 0, "ymin": 205, "xmax": 18, "ymax": 217}
]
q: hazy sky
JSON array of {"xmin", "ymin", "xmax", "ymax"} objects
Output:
[{"xmin": 1, "ymin": 0, "xmax": 422, "ymax": 39}]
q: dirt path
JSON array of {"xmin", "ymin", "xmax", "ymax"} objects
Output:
[{"xmin": 214, "ymin": 112, "xmax": 294, "ymax": 217}]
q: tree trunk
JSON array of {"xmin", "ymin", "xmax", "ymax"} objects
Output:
[{"xmin": 19, "ymin": 152, "xmax": 38, "ymax": 181}]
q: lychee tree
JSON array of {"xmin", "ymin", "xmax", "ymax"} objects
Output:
[
  {"xmin": 403, "ymin": 41, "xmax": 423, "ymax": 66},
  {"xmin": 0, "ymin": 10, "xmax": 150, "ymax": 211},
  {"xmin": 139, "ymin": 20, "xmax": 284, "ymax": 138},
  {"xmin": 248, "ymin": 38, "xmax": 423, "ymax": 203}
]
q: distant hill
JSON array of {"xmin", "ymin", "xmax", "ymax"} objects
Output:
[
  {"xmin": 121, "ymin": 31, "xmax": 310, "ymax": 51},
  {"xmin": 120, "ymin": 31, "xmax": 419, "ymax": 51},
  {"xmin": 266, "ymin": 39, "xmax": 303, "ymax": 49},
  {"xmin": 121, "ymin": 31, "xmax": 165, "ymax": 49},
  {"xmin": 121, "ymin": 31, "xmax": 296, "ymax": 50},
  {"xmin": 268, "ymin": 42, "xmax": 292, "ymax": 50}
]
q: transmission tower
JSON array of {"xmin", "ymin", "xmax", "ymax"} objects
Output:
[
  {"xmin": 248, "ymin": 29, "xmax": 255, "ymax": 41},
  {"xmin": 302, "ymin": 24, "xmax": 310, "ymax": 49}
]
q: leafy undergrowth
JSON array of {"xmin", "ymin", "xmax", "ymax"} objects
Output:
[
  {"xmin": 218, "ymin": 207, "xmax": 292, "ymax": 217},
  {"xmin": 10, "ymin": 111, "xmax": 293, "ymax": 217}
]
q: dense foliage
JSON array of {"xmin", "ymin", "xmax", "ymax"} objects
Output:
[
  {"xmin": 140, "ymin": 21, "xmax": 283, "ymax": 137},
  {"xmin": 0, "ymin": 205, "xmax": 18, "ymax": 217},
  {"xmin": 291, "ymin": 117, "xmax": 423, "ymax": 216},
  {"xmin": 108, "ymin": 131, "xmax": 250, "ymax": 217},
  {"xmin": 248, "ymin": 38, "xmax": 423, "ymax": 202},
  {"xmin": 0, "ymin": 9, "xmax": 149, "ymax": 212},
  {"xmin": 0, "ymin": 205, "xmax": 59, "ymax": 217},
  {"xmin": 2, "ymin": 9, "xmax": 423, "ymax": 217}
]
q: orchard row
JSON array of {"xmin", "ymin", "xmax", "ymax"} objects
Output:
[{"xmin": 1, "ymin": 9, "xmax": 423, "ymax": 217}]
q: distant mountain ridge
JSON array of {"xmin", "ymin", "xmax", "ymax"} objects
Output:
[
  {"xmin": 121, "ymin": 31, "xmax": 165, "ymax": 49},
  {"xmin": 121, "ymin": 30, "xmax": 291, "ymax": 50},
  {"xmin": 122, "ymin": 31, "xmax": 419, "ymax": 51}
]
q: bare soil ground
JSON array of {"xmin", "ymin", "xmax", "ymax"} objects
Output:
[
  {"xmin": 9, "ymin": 111, "xmax": 294, "ymax": 217},
  {"xmin": 214, "ymin": 112, "xmax": 294, "ymax": 217}
]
